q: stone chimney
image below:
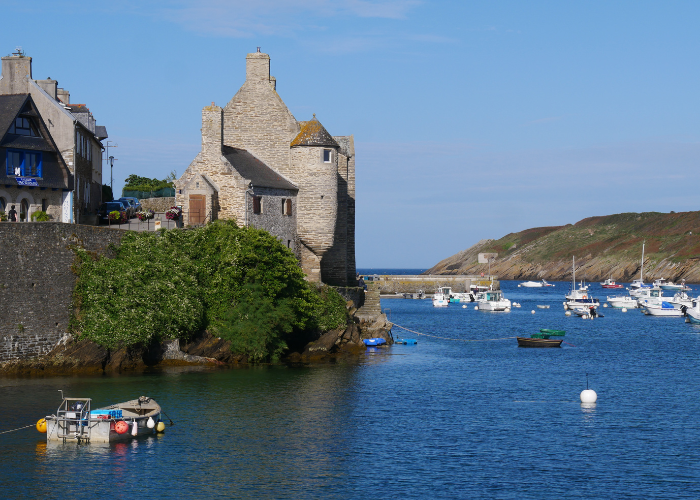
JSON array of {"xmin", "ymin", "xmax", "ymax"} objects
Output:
[
  {"xmin": 246, "ymin": 50, "xmax": 270, "ymax": 82},
  {"xmin": 57, "ymin": 88, "xmax": 69, "ymax": 104},
  {"xmin": 37, "ymin": 78, "xmax": 57, "ymax": 100},
  {"xmin": 202, "ymin": 103, "xmax": 223, "ymax": 160},
  {"xmin": 0, "ymin": 53, "xmax": 32, "ymax": 95}
]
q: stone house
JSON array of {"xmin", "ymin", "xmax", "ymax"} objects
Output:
[
  {"xmin": 0, "ymin": 49, "xmax": 108, "ymax": 223},
  {"xmin": 176, "ymin": 50, "xmax": 356, "ymax": 286},
  {"xmin": 0, "ymin": 94, "xmax": 71, "ymax": 220}
]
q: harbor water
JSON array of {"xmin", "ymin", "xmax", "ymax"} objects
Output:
[{"xmin": 2, "ymin": 280, "xmax": 700, "ymax": 498}]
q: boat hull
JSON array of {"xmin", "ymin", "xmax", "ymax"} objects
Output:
[
  {"xmin": 517, "ymin": 337, "xmax": 563, "ymax": 348},
  {"xmin": 642, "ymin": 306, "xmax": 682, "ymax": 317},
  {"xmin": 686, "ymin": 309, "xmax": 700, "ymax": 324},
  {"xmin": 477, "ymin": 300, "xmax": 511, "ymax": 311}
]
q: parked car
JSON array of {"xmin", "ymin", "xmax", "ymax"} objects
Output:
[
  {"xmin": 116, "ymin": 199, "xmax": 136, "ymax": 218},
  {"xmin": 119, "ymin": 197, "xmax": 142, "ymax": 213},
  {"xmin": 98, "ymin": 201, "xmax": 128, "ymax": 224}
]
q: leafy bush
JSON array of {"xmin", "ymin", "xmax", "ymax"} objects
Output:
[
  {"xmin": 71, "ymin": 221, "xmax": 322, "ymax": 361},
  {"xmin": 31, "ymin": 210, "xmax": 50, "ymax": 221},
  {"xmin": 108, "ymin": 210, "xmax": 127, "ymax": 224},
  {"xmin": 309, "ymin": 285, "xmax": 348, "ymax": 332},
  {"xmin": 0, "ymin": 210, "xmax": 6, "ymax": 222}
]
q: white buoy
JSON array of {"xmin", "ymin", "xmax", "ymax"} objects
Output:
[
  {"xmin": 474, "ymin": 306, "xmax": 479, "ymax": 310},
  {"xmin": 505, "ymin": 307, "xmax": 511, "ymax": 312},
  {"xmin": 603, "ymin": 303, "xmax": 608, "ymax": 308},
  {"xmin": 147, "ymin": 417, "xmax": 155, "ymax": 429},
  {"xmin": 565, "ymin": 311, "xmax": 571, "ymax": 316},
  {"xmin": 531, "ymin": 310, "xmax": 535, "ymax": 314},
  {"xmin": 131, "ymin": 421, "xmax": 138, "ymax": 436},
  {"xmin": 621, "ymin": 307, "xmax": 627, "ymax": 312},
  {"xmin": 462, "ymin": 304, "xmax": 467, "ymax": 309},
  {"xmin": 580, "ymin": 389, "xmax": 598, "ymax": 404},
  {"xmin": 582, "ymin": 314, "xmax": 589, "ymax": 319}
]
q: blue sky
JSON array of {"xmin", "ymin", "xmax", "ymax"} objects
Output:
[{"xmin": 1, "ymin": 1, "xmax": 699, "ymax": 267}]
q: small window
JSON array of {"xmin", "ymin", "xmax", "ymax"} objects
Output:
[
  {"xmin": 281, "ymin": 198, "xmax": 286, "ymax": 215},
  {"xmin": 196, "ymin": 181, "xmax": 200, "ymax": 189},
  {"xmin": 286, "ymin": 198, "xmax": 292, "ymax": 216},
  {"xmin": 6, "ymin": 150, "xmax": 42, "ymax": 177},
  {"xmin": 253, "ymin": 195, "xmax": 262, "ymax": 214},
  {"xmin": 287, "ymin": 240, "xmax": 291, "ymax": 248},
  {"xmin": 9, "ymin": 117, "xmax": 39, "ymax": 137},
  {"xmin": 323, "ymin": 149, "xmax": 332, "ymax": 163},
  {"xmin": 42, "ymin": 199, "xmax": 47, "ymax": 212}
]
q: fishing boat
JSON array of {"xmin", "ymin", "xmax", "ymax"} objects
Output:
[
  {"xmin": 432, "ymin": 286, "xmax": 450, "ymax": 307},
  {"xmin": 449, "ymin": 292, "xmax": 473, "ymax": 303},
  {"xmin": 641, "ymin": 301, "xmax": 683, "ymax": 317},
  {"xmin": 43, "ymin": 395, "xmax": 163, "ymax": 443},
  {"xmin": 564, "ymin": 257, "xmax": 600, "ymax": 310},
  {"xmin": 600, "ymin": 278, "xmax": 623, "ymax": 289},
  {"xmin": 637, "ymin": 288, "xmax": 692, "ymax": 310},
  {"xmin": 476, "ymin": 289, "xmax": 511, "ymax": 311},
  {"xmin": 572, "ymin": 307, "xmax": 604, "ymax": 318},
  {"xmin": 653, "ymin": 278, "xmax": 687, "ymax": 292},
  {"xmin": 607, "ymin": 295, "xmax": 638, "ymax": 309}
]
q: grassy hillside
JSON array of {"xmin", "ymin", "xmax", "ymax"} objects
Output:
[{"xmin": 426, "ymin": 211, "xmax": 700, "ymax": 282}]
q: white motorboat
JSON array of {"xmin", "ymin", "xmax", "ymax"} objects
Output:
[
  {"xmin": 476, "ymin": 290, "xmax": 511, "ymax": 311},
  {"xmin": 432, "ymin": 286, "xmax": 451, "ymax": 307},
  {"xmin": 653, "ymin": 278, "xmax": 687, "ymax": 292},
  {"xmin": 518, "ymin": 279, "xmax": 554, "ymax": 288},
  {"xmin": 607, "ymin": 295, "xmax": 638, "ymax": 309},
  {"xmin": 564, "ymin": 257, "xmax": 599, "ymax": 310},
  {"xmin": 449, "ymin": 292, "xmax": 474, "ymax": 303},
  {"xmin": 637, "ymin": 288, "xmax": 692, "ymax": 310},
  {"xmin": 641, "ymin": 301, "xmax": 683, "ymax": 317},
  {"xmin": 683, "ymin": 298, "xmax": 700, "ymax": 324}
]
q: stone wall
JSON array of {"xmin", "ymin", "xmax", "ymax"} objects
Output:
[
  {"xmin": 140, "ymin": 197, "xmax": 176, "ymax": 212},
  {"xmin": 360, "ymin": 275, "xmax": 499, "ymax": 294},
  {"xmin": 0, "ymin": 222, "xmax": 124, "ymax": 362},
  {"xmin": 246, "ymin": 186, "xmax": 298, "ymax": 257}
]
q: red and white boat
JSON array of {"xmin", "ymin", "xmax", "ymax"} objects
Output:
[{"xmin": 600, "ymin": 278, "xmax": 623, "ymax": 289}]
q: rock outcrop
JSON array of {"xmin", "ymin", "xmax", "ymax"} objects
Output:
[{"xmin": 426, "ymin": 211, "xmax": 700, "ymax": 283}]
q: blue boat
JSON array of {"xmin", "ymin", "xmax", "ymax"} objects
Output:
[
  {"xmin": 395, "ymin": 339, "xmax": 418, "ymax": 345},
  {"xmin": 363, "ymin": 338, "xmax": 387, "ymax": 346}
]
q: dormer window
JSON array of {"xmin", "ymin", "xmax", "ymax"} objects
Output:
[
  {"xmin": 323, "ymin": 149, "xmax": 332, "ymax": 163},
  {"xmin": 9, "ymin": 117, "xmax": 39, "ymax": 137}
]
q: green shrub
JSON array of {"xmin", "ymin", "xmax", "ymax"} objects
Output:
[
  {"xmin": 71, "ymin": 221, "xmax": 320, "ymax": 360},
  {"xmin": 0, "ymin": 210, "xmax": 6, "ymax": 222},
  {"xmin": 31, "ymin": 211, "xmax": 50, "ymax": 221},
  {"xmin": 309, "ymin": 285, "xmax": 348, "ymax": 332}
]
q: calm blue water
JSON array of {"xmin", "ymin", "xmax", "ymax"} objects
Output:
[{"xmin": 2, "ymin": 280, "xmax": 700, "ymax": 498}]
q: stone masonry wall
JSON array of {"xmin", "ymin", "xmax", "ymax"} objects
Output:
[
  {"xmin": 246, "ymin": 186, "xmax": 298, "ymax": 257},
  {"xmin": 140, "ymin": 197, "xmax": 176, "ymax": 212},
  {"xmin": 0, "ymin": 222, "xmax": 125, "ymax": 362}
]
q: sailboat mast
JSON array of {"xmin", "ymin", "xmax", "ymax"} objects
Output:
[
  {"xmin": 641, "ymin": 241, "xmax": 645, "ymax": 281},
  {"xmin": 572, "ymin": 256, "xmax": 575, "ymax": 290}
]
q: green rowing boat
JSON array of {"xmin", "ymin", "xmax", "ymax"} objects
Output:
[{"xmin": 539, "ymin": 329, "xmax": 565, "ymax": 336}]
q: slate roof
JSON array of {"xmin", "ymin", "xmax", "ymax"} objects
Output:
[
  {"xmin": 0, "ymin": 94, "xmax": 54, "ymax": 152},
  {"xmin": 222, "ymin": 146, "xmax": 297, "ymax": 190},
  {"xmin": 291, "ymin": 115, "xmax": 339, "ymax": 148},
  {"xmin": 95, "ymin": 125, "xmax": 108, "ymax": 140}
]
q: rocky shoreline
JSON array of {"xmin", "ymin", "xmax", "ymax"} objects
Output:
[{"xmin": 0, "ymin": 312, "xmax": 394, "ymax": 377}]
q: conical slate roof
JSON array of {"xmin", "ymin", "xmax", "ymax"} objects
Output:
[{"xmin": 291, "ymin": 115, "xmax": 339, "ymax": 147}]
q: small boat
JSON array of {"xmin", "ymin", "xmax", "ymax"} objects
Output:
[
  {"xmin": 517, "ymin": 337, "xmax": 563, "ymax": 348},
  {"xmin": 607, "ymin": 295, "xmax": 638, "ymax": 309},
  {"xmin": 449, "ymin": 292, "xmax": 473, "ymax": 303},
  {"xmin": 518, "ymin": 279, "xmax": 554, "ymax": 288},
  {"xmin": 600, "ymin": 278, "xmax": 623, "ymax": 289},
  {"xmin": 476, "ymin": 289, "xmax": 511, "ymax": 311},
  {"xmin": 536, "ymin": 304, "xmax": 550, "ymax": 309},
  {"xmin": 432, "ymin": 286, "xmax": 451, "ymax": 307},
  {"xmin": 571, "ymin": 307, "xmax": 604, "ymax": 318},
  {"xmin": 628, "ymin": 243, "xmax": 653, "ymax": 297},
  {"xmin": 44, "ymin": 395, "xmax": 163, "ymax": 443},
  {"xmin": 363, "ymin": 338, "xmax": 387, "ymax": 346},
  {"xmin": 564, "ymin": 257, "xmax": 600, "ymax": 310},
  {"xmin": 394, "ymin": 339, "xmax": 418, "ymax": 345},
  {"xmin": 641, "ymin": 301, "xmax": 683, "ymax": 317},
  {"xmin": 682, "ymin": 300, "xmax": 700, "ymax": 324}
]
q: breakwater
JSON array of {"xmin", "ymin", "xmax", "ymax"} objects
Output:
[{"xmin": 361, "ymin": 274, "xmax": 498, "ymax": 294}]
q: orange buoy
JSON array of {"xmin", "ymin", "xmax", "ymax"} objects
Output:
[
  {"xmin": 36, "ymin": 418, "xmax": 47, "ymax": 433},
  {"xmin": 114, "ymin": 421, "xmax": 129, "ymax": 434}
]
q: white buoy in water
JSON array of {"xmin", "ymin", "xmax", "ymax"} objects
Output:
[
  {"xmin": 505, "ymin": 307, "xmax": 511, "ymax": 312},
  {"xmin": 565, "ymin": 311, "xmax": 571, "ymax": 316},
  {"xmin": 580, "ymin": 389, "xmax": 598, "ymax": 403},
  {"xmin": 531, "ymin": 310, "xmax": 535, "ymax": 314},
  {"xmin": 131, "ymin": 421, "xmax": 138, "ymax": 436},
  {"xmin": 147, "ymin": 417, "xmax": 155, "ymax": 429},
  {"xmin": 462, "ymin": 304, "xmax": 467, "ymax": 309},
  {"xmin": 474, "ymin": 306, "xmax": 479, "ymax": 310},
  {"xmin": 603, "ymin": 303, "xmax": 608, "ymax": 308},
  {"xmin": 621, "ymin": 307, "xmax": 628, "ymax": 313}
]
